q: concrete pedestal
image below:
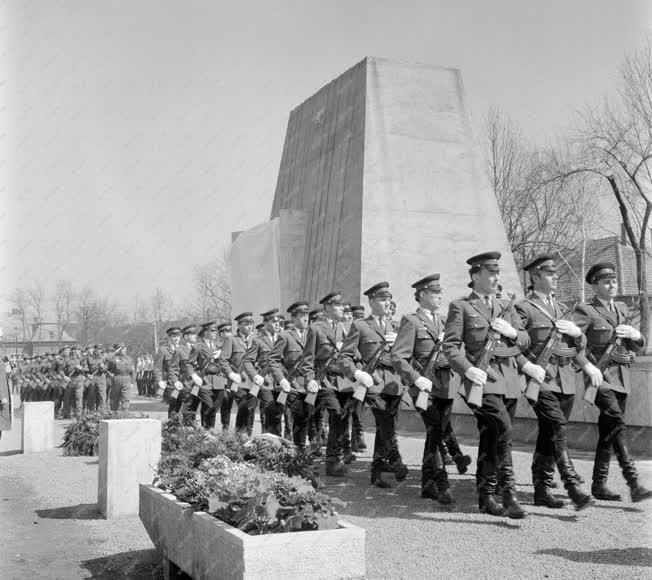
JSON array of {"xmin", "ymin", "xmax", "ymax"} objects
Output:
[
  {"xmin": 21, "ymin": 402, "xmax": 54, "ymax": 453},
  {"xmin": 98, "ymin": 418, "xmax": 161, "ymax": 519}
]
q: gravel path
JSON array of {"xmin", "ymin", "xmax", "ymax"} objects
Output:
[{"xmin": 0, "ymin": 410, "xmax": 650, "ymax": 579}]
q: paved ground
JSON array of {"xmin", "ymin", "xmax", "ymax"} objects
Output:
[{"xmin": 1, "ymin": 395, "xmax": 651, "ymax": 579}]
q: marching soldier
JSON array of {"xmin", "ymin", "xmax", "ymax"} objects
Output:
[
  {"xmin": 217, "ymin": 322, "xmax": 235, "ymax": 430},
  {"xmin": 67, "ymin": 346, "xmax": 88, "ymax": 417},
  {"xmin": 300, "ymin": 292, "xmax": 354, "ymax": 476},
  {"xmin": 154, "ymin": 327, "xmax": 183, "ymax": 417},
  {"xmin": 576, "ymin": 262, "xmax": 651, "ymax": 502},
  {"xmin": 515, "ymin": 254, "xmax": 596, "ymax": 509},
  {"xmin": 194, "ymin": 322, "xmax": 225, "ymax": 429},
  {"xmin": 351, "ymin": 305, "xmax": 365, "ymax": 321},
  {"xmin": 219, "ymin": 312, "xmax": 257, "ymax": 434},
  {"xmin": 268, "ymin": 301, "xmax": 311, "ymax": 447},
  {"xmin": 341, "ymin": 282, "xmax": 406, "ymax": 488},
  {"xmin": 391, "ymin": 274, "xmax": 469, "ymax": 503},
  {"xmin": 85, "ymin": 345, "xmax": 107, "ymax": 412},
  {"xmin": 243, "ymin": 309, "xmax": 284, "ymax": 435},
  {"xmin": 177, "ymin": 325, "xmax": 204, "ymax": 424},
  {"xmin": 309, "ymin": 308, "xmax": 325, "ymax": 323},
  {"xmin": 107, "ymin": 343, "xmax": 135, "ymax": 411},
  {"xmin": 443, "ymin": 252, "xmax": 532, "ymax": 518}
]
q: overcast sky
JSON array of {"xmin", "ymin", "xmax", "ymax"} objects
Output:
[{"xmin": 3, "ymin": 0, "xmax": 650, "ymax": 317}]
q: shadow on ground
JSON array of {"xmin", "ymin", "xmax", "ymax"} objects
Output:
[
  {"xmin": 537, "ymin": 547, "xmax": 652, "ymax": 566},
  {"xmin": 81, "ymin": 548, "xmax": 164, "ymax": 579},
  {"xmin": 36, "ymin": 502, "xmax": 102, "ymax": 520}
]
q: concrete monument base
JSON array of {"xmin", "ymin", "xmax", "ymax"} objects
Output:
[
  {"xmin": 21, "ymin": 401, "xmax": 54, "ymax": 453},
  {"xmin": 98, "ymin": 419, "xmax": 161, "ymax": 519},
  {"xmin": 139, "ymin": 484, "xmax": 366, "ymax": 580}
]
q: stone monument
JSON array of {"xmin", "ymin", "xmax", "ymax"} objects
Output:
[{"xmin": 230, "ymin": 56, "xmax": 521, "ymax": 317}]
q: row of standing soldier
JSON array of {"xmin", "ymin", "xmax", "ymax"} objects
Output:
[{"xmin": 153, "ymin": 251, "xmax": 650, "ymax": 519}]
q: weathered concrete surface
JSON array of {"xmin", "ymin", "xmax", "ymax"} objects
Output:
[
  {"xmin": 21, "ymin": 401, "xmax": 54, "ymax": 453},
  {"xmin": 98, "ymin": 419, "xmax": 161, "ymax": 519},
  {"xmin": 140, "ymin": 485, "xmax": 366, "ymax": 580}
]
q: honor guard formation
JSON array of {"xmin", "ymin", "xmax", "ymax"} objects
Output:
[{"xmin": 8, "ymin": 253, "xmax": 650, "ymax": 518}]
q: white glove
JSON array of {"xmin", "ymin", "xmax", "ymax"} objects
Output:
[
  {"xmin": 157, "ymin": 380, "xmax": 167, "ymax": 390},
  {"xmin": 555, "ymin": 319, "xmax": 582, "ymax": 337},
  {"xmin": 173, "ymin": 381, "xmax": 183, "ymax": 390},
  {"xmin": 212, "ymin": 350, "xmax": 221, "ymax": 359},
  {"xmin": 615, "ymin": 325, "xmax": 642, "ymax": 341},
  {"xmin": 583, "ymin": 362, "xmax": 603, "ymax": 387},
  {"xmin": 191, "ymin": 373, "xmax": 203, "ymax": 387},
  {"xmin": 354, "ymin": 369, "xmax": 374, "ymax": 388},
  {"xmin": 279, "ymin": 378, "xmax": 292, "ymax": 393},
  {"xmin": 384, "ymin": 332, "xmax": 397, "ymax": 346},
  {"xmin": 464, "ymin": 367, "xmax": 487, "ymax": 386},
  {"xmin": 438, "ymin": 331, "xmax": 445, "ymax": 342},
  {"xmin": 228, "ymin": 372, "xmax": 242, "ymax": 384},
  {"xmin": 414, "ymin": 376, "xmax": 432, "ymax": 392},
  {"xmin": 490, "ymin": 318, "xmax": 517, "ymax": 339},
  {"xmin": 253, "ymin": 374, "xmax": 265, "ymax": 386},
  {"xmin": 307, "ymin": 380, "xmax": 319, "ymax": 393},
  {"xmin": 522, "ymin": 361, "xmax": 546, "ymax": 383}
]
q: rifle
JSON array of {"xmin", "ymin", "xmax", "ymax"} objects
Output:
[
  {"xmin": 462, "ymin": 293, "xmax": 517, "ymax": 408},
  {"xmin": 584, "ymin": 301, "xmax": 639, "ymax": 404},
  {"xmin": 306, "ymin": 348, "xmax": 343, "ymax": 406},
  {"xmin": 409, "ymin": 339, "xmax": 444, "ymax": 411},
  {"xmin": 524, "ymin": 298, "xmax": 580, "ymax": 403},
  {"xmin": 276, "ymin": 351, "xmax": 306, "ymax": 406},
  {"xmin": 350, "ymin": 341, "xmax": 391, "ymax": 404}
]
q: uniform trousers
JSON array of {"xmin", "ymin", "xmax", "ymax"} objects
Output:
[
  {"xmin": 470, "ymin": 393, "xmax": 515, "ymax": 495},
  {"xmin": 594, "ymin": 387, "xmax": 627, "ymax": 450},
  {"xmin": 317, "ymin": 384, "xmax": 353, "ymax": 463},
  {"xmin": 366, "ymin": 393, "xmax": 402, "ymax": 469},
  {"xmin": 220, "ymin": 390, "xmax": 235, "ymax": 430},
  {"xmin": 234, "ymin": 388, "xmax": 258, "ymax": 434},
  {"xmin": 286, "ymin": 392, "xmax": 313, "ymax": 447}
]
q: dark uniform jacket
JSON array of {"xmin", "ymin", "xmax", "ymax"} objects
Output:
[
  {"xmin": 177, "ymin": 342, "xmax": 200, "ymax": 385},
  {"xmin": 268, "ymin": 329, "xmax": 307, "ymax": 393},
  {"xmin": 219, "ymin": 333, "xmax": 252, "ymax": 391},
  {"xmin": 340, "ymin": 316, "xmax": 402, "ymax": 396},
  {"xmin": 243, "ymin": 332, "xmax": 279, "ymax": 390},
  {"xmin": 391, "ymin": 309, "xmax": 459, "ymax": 399},
  {"xmin": 575, "ymin": 296, "xmax": 645, "ymax": 394},
  {"xmin": 86, "ymin": 354, "xmax": 109, "ymax": 382},
  {"xmin": 194, "ymin": 339, "xmax": 225, "ymax": 390},
  {"xmin": 443, "ymin": 292, "xmax": 530, "ymax": 398},
  {"xmin": 299, "ymin": 319, "xmax": 354, "ymax": 391},
  {"xmin": 153, "ymin": 345, "xmax": 179, "ymax": 386},
  {"xmin": 515, "ymin": 294, "xmax": 587, "ymax": 395}
]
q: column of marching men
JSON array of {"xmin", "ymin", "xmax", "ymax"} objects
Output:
[
  {"xmin": 151, "ymin": 250, "xmax": 650, "ymax": 518},
  {"xmin": 7, "ymin": 343, "xmax": 139, "ymax": 417}
]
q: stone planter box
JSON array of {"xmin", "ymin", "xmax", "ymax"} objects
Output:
[{"xmin": 139, "ymin": 484, "xmax": 365, "ymax": 580}]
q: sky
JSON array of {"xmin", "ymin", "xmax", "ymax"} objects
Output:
[{"xmin": 2, "ymin": 0, "xmax": 650, "ymax": 318}]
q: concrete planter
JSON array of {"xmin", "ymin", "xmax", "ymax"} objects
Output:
[{"xmin": 139, "ymin": 484, "xmax": 365, "ymax": 580}]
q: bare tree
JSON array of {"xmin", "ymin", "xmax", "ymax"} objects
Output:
[
  {"xmin": 485, "ymin": 108, "xmax": 592, "ymax": 286},
  {"xmin": 27, "ymin": 282, "xmax": 45, "ymax": 327},
  {"xmin": 54, "ymin": 280, "xmax": 74, "ymax": 347},
  {"xmin": 192, "ymin": 254, "xmax": 232, "ymax": 320},
  {"xmin": 560, "ymin": 41, "xmax": 652, "ymax": 339},
  {"xmin": 8, "ymin": 288, "xmax": 29, "ymax": 341}
]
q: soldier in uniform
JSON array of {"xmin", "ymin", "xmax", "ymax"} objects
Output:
[
  {"xmin": 85, "ymin": 345, "xmax": 108, "ymax": 412},
  {"xmin": 216, "ymin": 322, "xmax": 235, "ymax": 431},
  {"xmin": 107, "ymin": 343, "xmax": 135, "ymax": 411},
  {"xmin": 268, "ymin": 301, "xmax": 312, "ymax": 447},
  {"xmin": 194, "ymin": 322, "xmax": 225, "ymax": 429},
  {"xmin": 243, "ymin": 309, "xmax": 284, "ymax": 435},
  {"xmin": 300, "ymin": 292, "xmax": 355, "ymax": 476},
  {"xmin": 177, "ymin": 325, "xmax": 204, "ymax": 424},
  {"xmin": 154, "ymin": 327, "xmax": 183, "ymax": 417},
  {"xmin": 341, "ymin": 282, "xmax": 406, "ymax": 487},
  {"xmin": 220, "ymin": 312, "xmax": 257, "ymax": 434},
  {"xmin": 515, "ymin": 254, "xmax": 596, "ymax": 509},
  {"xmin": 443, "ymin": 252, "xmax": 532, "ymax": 518},
  {"xmin": 342, "ymin": 304, "xmax": 354, "ymax": 327},
  {"xmin": 67, "ymin": 346, "xmax": 88, "ymax": 417},
  {"xmin": 575, "ymin": 262, "xmax": 651, "ymax": 502},
  {"xmin": 391, "ymin": 274, "xmax": 469, "ymax": 502},
  {"xmin": 309, "ymin": 308, "xmax": 325, "ymax": 323}
]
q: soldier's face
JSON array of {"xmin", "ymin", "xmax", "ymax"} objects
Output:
[
  {"xmin": 475, "ymin": 267, "xmax": 500, "ymax": 295},
  {"xmin": 420, "ymin": 289, "xmax": 443, "ymax": 311},
  {"xmin": 239, "ymin": 321, "xmax": 253, "ymax": 336},
  {"xmin": 595, "ymin": 277, "xmax": 618, "ymax": 300},
  {"xmin": 208, "ymin": 329, "xmax": 218, "ymax": 341},
  {"xmin": 343, "ymin": 311, "xmax": 353, "ymax": 322},
  {"xmin": 266, "ymin": 319, "xmax": 281, "ymax": 333},
  {"xmin": 219, "ymin": 330, "xmax": 232, "ymax": 339},
  {"xmin": 534, "ymin": 270, "xmax": 557, "ymax": 294},
  {"xmin": 170, "ymin": 335, "xmax": 181, "ymax": 347},
  {"xmin": 293, "ymin": 313, "xmax": 309, "ymax": 330},
  {"xmin": 186, "ymin": 333, "xmax": 198, "ymax": 344},
  {"xmin": 326, "ymin": 303, "xmax": 344, "ymax": 320},
  {"xmin": 369, "ymin": 296, "xmax": 392, "ymax": 317}
]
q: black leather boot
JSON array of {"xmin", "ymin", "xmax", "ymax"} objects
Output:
[
  {"xmin": 534, "ymin": 485, "xmax": 565, "ymax": 508},
  {"xmin": 479, "ymin": 494, "xmax": 506, "ymax": 516},
  {"xmin": 453, "ymin": 454, "xmax": 472, "ymax": 475},
  {"xmin": 591, "ymin": 448, "xmax": 622, "ymax": 501},
  {"xmin": 502, "ymin": 490, "xmax": 527, "ymax": 519},
  {"xmin": 613, "ymin": 433, "xmax": 652, "ymax": 503},
  {"xmin": 554, "ymin": 431, "xmax": 594, "ymax": 510}
]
